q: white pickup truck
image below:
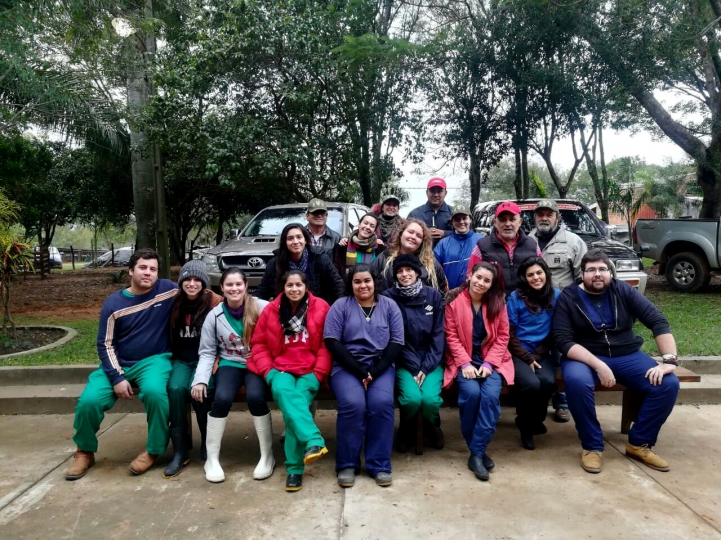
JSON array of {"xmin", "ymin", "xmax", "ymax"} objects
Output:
[{"xmin": 634, "ymin": 217, "xmax": 721, "ymax": 292}]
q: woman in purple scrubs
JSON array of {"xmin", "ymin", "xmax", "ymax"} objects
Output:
[{"xmin": 323, "ymin": 264, "xmax": 404, "ymax": 489}]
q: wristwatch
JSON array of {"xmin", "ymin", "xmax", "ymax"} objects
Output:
[{"xmin": 661, "ymin": 354, "xmax": 678, "ymax": 366}]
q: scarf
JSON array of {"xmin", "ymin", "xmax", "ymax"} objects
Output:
[
  {"xmin": 279, "ymin": 293, "xmax": 309, "ymax": 336},
  {"xmin": 394, "ymin": 278, "xmax": 424, "ymax": 298},
  {"xmin": 288, "ymin": 248, "xmax": 310, "ymax": 274},
  {"xmin": 224, "ymin": 299, "xmax": 245, "ymax": 320},
  {"xmin": 378, "ymin": 213, "xmax": 403, "ymax": 243},
  {"xmin": 345, "ymin": 230, "xmax": 378, "ymax": 269}
]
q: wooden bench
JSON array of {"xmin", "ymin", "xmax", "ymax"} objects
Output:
[{"xmin": 183, "ymin": 365, "xmax": 701, "ymax": 455}]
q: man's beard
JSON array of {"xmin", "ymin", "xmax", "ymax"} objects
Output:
[{"xmin": 536, "ymin": 223, "xmax": 558, "ymax": 237}]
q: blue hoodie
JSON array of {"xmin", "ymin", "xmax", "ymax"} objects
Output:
[{"xmin": 433, "ymin": 229, "xmax": 483, "ymax": 289}]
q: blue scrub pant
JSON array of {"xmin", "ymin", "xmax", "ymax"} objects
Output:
[
  {"xmin": 331, "ymin": 366, "xmax": 395, "ymax": 477},
  {"xmin": 562, "ymin": 351, "xmax": 679, "ymax": 451},
  {"xmin": 456, "ymin": 371, "xmax": 503, "ymax": 457}
]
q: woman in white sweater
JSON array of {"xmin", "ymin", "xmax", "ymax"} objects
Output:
[{"xmin": 191, "ymin": 268, "xmax": 270, "ymax": 483}]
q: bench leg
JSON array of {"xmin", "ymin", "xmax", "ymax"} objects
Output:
[
  {"xmin": 621, "ymin": 390, "xmax": 642, "ymax": 435},
  {"xmin": 415, "ymin": 413, "xmax": 424, "ymax": 455}
]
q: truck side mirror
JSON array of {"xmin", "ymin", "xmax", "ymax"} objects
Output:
[{"xmin": 226, "ymin": 228, "xmax": 239, "ymax": 240}]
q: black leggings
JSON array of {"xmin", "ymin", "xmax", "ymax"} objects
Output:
[
  {"xmin": 512, "ymin": 354, "xmax": 557, "ymax": 430},
  {"xmin": 210, "ymin": 366, "xmax": 270, "ymax": 418}
]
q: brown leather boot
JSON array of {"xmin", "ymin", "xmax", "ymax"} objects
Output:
[
  {"xmin": 66, "ymin": 449, "xmax": 95, "ymax": 481},
  {"xmin": 129, "ymin": 450, "xmax": 158, "ymax": 475}
]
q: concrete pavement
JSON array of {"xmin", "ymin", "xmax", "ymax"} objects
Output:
[{"xmin": 0, "ymin": 405, "xmax": 720, "ymax": 539}]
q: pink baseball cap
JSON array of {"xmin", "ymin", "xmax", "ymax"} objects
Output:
[
  {"xmin": 427, "ymin": 177, "xmax": 447, "ymax": 190},
  {"xmin": 495, "ymin": 201, "xmax": 521, "ymax": 217}
]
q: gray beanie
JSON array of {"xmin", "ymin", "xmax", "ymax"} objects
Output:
[{"xmin": 178, "ymin": 259, "xmax": 209, "ymax": 290}]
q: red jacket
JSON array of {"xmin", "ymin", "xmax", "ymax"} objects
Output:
[
  {"xmin": 248, "ymin": 292, "xmax": 332, "ymax": 383},
  {"xmin": 443, "ymin": 289, "xmax": 514, "ymax": 388}
]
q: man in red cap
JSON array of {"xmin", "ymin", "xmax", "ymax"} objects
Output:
[
  {"xmin": 466, "ymin": 201, "xmax": 541, "ymax": 293},
  {"xmin": 407, "ymin": 177, "xmax": 453, "ymax": 244}
]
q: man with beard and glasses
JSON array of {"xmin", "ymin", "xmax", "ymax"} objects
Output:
[
  {"xmin": 466, "ymin": 201, "xmax": 541, "ymax": 295},
  {"xmin": 553, "ymin": 248, "xmax": 680, "ymax": 475},
  {"xmin": 529, "ymin": 199, "xmax": 587, "ymax": 423}
]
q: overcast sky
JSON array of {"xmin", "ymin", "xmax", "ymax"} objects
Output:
[{"xmin": 397, "ymin": 128, "xmax": 689, "ymax": 216}]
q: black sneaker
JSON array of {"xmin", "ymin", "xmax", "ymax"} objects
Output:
[
  {"xmin": 467, "ymin": 454, "xmax": 489, "ymax": 481},
  {"xmin": 554, "ymin": 408, "xmax": 571, "ymax": 423},
  {"xmin": 285, "ymin": 474, "xmax": 303, "ymax": 492}
]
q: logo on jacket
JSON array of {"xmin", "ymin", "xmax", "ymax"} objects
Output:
[
  {"xmin": 554, "ymin": 257, "xmax": 561, "ymax": 265},
  {"xmin": 425, "ymin": 305, "xmax": 433, "ymax": 315}
]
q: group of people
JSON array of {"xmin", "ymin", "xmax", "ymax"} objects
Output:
[{"xmin": 65, "ymin": 180, "xmax": 682, "ymax": 492}]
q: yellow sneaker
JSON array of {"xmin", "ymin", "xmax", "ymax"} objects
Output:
[
  {"xmin": 625, "ymin": 443, "xmax": 670, "ymax": 472},
  {"xmin": 581, "ymin": 450, "xmax": 603, "ymax": 473}
]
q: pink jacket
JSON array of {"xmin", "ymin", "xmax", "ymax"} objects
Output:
[{"xmin": 443, "ymin": 289, "xmax": 514, "ymax": 389}]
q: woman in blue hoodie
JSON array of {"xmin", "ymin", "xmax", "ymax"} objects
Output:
[
  {"xmin": 506, "ymin": 257, "xmax": 560, "ymax": 450},
  {"xmin": 382, "ymin": 254, "xmax": 445, "ymax": 452}
]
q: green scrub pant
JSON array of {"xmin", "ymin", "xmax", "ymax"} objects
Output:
[
  {"xmin": 396, "ymin": 365, "xmax": 444, "ymax": 422},
  {"xmin": 167, "ymin": 360, "xmax": 214, "ymax": 431},
  {"xmin": 72, "ymin": 353, "xmax": 172, "ymax": 454},
  {"xmin": 267, "ymin": 369, "xmax": 324, "ymax": 474}
]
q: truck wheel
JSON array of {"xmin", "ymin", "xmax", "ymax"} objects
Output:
[{"xmin": 665, "ymin": 252, "xmax": 711, "ymax": 293}]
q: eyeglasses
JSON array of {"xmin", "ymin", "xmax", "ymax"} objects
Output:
[{"xmin": 583, "ymin": 267, "xmax": 610, "ymax": 274}]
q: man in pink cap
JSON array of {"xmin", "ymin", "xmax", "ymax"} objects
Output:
[
  {"xmin": 466, "ymin": 201, "xmax": 541, "ymax": 293},
  {"xmin": 408, "ymin": 177, "xmax": 453, "ymax": 244}
]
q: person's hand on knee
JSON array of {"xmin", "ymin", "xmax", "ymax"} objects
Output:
[{"xmin": 113, "ymin": 380, "xmax": 133, "ymax": 400}]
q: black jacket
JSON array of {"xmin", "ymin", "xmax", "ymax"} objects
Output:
[
  {"xmin": 371, "ymin": 251, "xmax": 449, "ymax": 294},
  {"xmin": 382, "ymin": 285, "xmax": 445, "ymax": 374},
  {"xmin": 474, "ymin": 229, "xmax": 539, "ymax": 293},
  {"xmin": 552, "ymin": 279, "xmax": 671, "ymax": 358},
  {"xmin": 256, "ymin": 249, "xmax": 344, "ymax": 305}
]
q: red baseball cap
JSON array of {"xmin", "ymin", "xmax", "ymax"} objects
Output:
[
  {"xmin": 427, "ymin": 177, "xmax": 447, "ymax": 190},
  {"xmin": 495, "ymin": 201, "xmax": 521, "ymax": 217}
]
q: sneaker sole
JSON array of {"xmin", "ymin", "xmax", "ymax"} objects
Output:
[
  {"xmin": 625, "ymin": 452, "xmax": 670, "ymax": 472},
  {"xmin": 285, "ymin": 486, "xmax": 303, "ymax": 492},
  {"xmin": 376, "ymin": 481, "xmax": 392, "ymax": 487},
  {"xmin": 303, "ymin": 447, "xmax": 328, "ymax": 465},
  {"xmin": 162, "ymin": 458, "xmax": 190, "ymax": 479},
  {"xmin": 581, "ymin": 464, "xmax": 602, "ymax": 474},
  {"xmin": 337, "ymin": 479, "xmax": 355, "ymax": 488}
]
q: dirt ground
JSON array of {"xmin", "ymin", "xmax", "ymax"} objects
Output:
[
  {"xmin": 9, "ymin": 268, "xmax": 179, "ymax": 320},
  {"xmin": 7, "ymin": 264, "xmax": 718, "ymax": 321}
]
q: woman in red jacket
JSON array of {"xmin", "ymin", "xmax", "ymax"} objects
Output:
[
  {"xmin": 444, "ymin": 261, "xmax": 513, "ymax": 482},
  {"xmin": 249, "ymin": 270, "xmax": 331, "ymax": 492}
]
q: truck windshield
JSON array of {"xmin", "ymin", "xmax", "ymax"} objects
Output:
[{"xmin": 241, "ymin": 207, "xmax": 344, "ymax": 237}]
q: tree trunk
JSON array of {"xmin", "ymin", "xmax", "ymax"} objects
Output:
[
  {"xmin": 521, "ymin": 145, "xmax": 530, "ymax": 198},
  {"xmin": 469, "ymin": 150, "xmax": 482, "ymax": 211},
  {"xmin": 513, "ymin": 146, "xmax": 522, "ymax": 198},
  {"xmin": 698, "ymin": 161, "xmax": 721, "ymax": 218}
]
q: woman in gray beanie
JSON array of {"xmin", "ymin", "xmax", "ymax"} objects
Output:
[{"xmin": 164, "ymin": 260, "xmax": 222, "ymax": 478}]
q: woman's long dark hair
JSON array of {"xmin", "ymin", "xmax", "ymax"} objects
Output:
[
  {"xmin": 516, "ymin": 257, "xmax": 555, "ymax": 313},
  {"xmin": 468, "ymin": 261, "xmax": 505, "ymax": 322},
  {"xmin": 170, "ymin": 282, "xmax": 213, "ymax": 342},
  {"xmin": 275, "ymin": 223, "xmax": 312, "ymax": 294},
  {"xmin": 344, "ymin": 263, "xmax": 380, "ymax": 301}
]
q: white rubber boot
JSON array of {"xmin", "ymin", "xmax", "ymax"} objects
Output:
[
  {"xmin": 204, "ymin": 414, "xmax": 227, "ymax": 483},
  {"xmin": 252, "ymin": 412, "xmax": 275, "ymax": 480}
]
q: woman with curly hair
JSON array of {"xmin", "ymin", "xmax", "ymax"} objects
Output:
[
  {"xmin": 371, "ymin": 218, "xmax": 448, "ymax": 294},
  {"xmin": 506, "ymin": 256, "xmax": 560, "ymax": 450},
  {"xmin": 443, "ymin": 261, "xmax": 513, "ymax": 482}
]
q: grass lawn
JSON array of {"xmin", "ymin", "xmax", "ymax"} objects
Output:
[
  {"xmin": 2, "ymin": 317, "xmax": 98, "ymax": 366},
  {"xmin": 637, "ymin": 288, "xmax": 721, "ymax": 356}
]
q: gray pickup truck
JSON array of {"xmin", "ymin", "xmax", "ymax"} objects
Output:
[
  {"xmin": 202, "ymin": 202, "xmax": 370, "ymax": 289},
  {"xmin": 634, "ymin": 217, "xmax": 721, "ymax": 292}
]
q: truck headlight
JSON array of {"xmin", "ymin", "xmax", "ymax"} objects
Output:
[
  {"xmin": 203, "ymin": 253, "xmax": 219, "ymax": 273},
  {"xmin": 614, "ymin": 259, "xmax": 640, "ymax": 272}
]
